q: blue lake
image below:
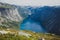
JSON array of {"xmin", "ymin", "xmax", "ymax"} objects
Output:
[{"xmin": 20, "ymin": 17, "xmax": 47, "ymax": 33}]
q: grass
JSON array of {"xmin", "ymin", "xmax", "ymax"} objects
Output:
[{"xmin": 0, "ymin": 29, "xmax": 60, "ymax": 40}]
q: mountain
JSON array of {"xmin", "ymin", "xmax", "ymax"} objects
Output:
[
  {"xmin": 28, "ymin": 6, "xmax": 60, "ymax": 35},
  {"xmin": 17, "ymin": 6, "xmax": 31, "ymax": 18},
  {"xmin": 0, "ymin": 2, "xmax": 60, "ymax": 35},
  {"xmin": 19, "ymin": 6, "xmax": 60, "ymax": 35},
  {"xmin": 17, "ymin": 6, "xmax": 60, "ymax": 35},
  {"xmin": 0, "ymin": 2, "xmax": 25, "ymax": 29}
]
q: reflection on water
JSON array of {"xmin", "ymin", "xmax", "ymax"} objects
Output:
[{"xmin": 20, "ymin": 16, "xmax": 47, "ymax": 33}]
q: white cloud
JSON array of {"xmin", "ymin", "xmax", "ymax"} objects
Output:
[{"xmin": 0, "ymin": 0, "xmax": 60, "ymax": 6}]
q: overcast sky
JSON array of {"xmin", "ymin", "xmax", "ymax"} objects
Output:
[{"xmin": 0, "ymin": 0, "xmax": 60, "ymax": 6}]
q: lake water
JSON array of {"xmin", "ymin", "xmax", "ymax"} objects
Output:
[{"xmin": 20, "ymin": 17, "xmax": 47, "ymax": 33}]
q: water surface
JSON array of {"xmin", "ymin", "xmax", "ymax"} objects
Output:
[{"xmin": 20, "ymin": 16, "xmax": 47, "ymax": 33}]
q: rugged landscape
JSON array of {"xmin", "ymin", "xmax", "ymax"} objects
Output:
[
  {"xmin": 0, "ymin": 3, "xmax": 20, "ymax": 29},
  {"xmin": 0, "ymin": 2, "xmax": 60, "ymax": 40}
]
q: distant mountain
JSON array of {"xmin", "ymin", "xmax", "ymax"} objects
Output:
[
  {"xmin": 19, "ymin": 6, "xmax": 60, "ymax": 35},
  {"xmin": 15, "ymin": 6, "xmax": 60, "ymax": 35},
  {"xmin": 28, "ymin": 6, "xmax": 60, "ymax": 35},
  {"xmin": 17, "ymin": 6, "xmax": 31, "ymax": 18}
]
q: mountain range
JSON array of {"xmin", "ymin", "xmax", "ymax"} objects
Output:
[{"xmin": 0, "ymin": 2, "xmax": 60, "ymax": 35}]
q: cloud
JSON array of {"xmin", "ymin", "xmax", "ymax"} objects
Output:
[{"xmin": 0, "ymin": 0, "xmax": 60, "ymax": 6}]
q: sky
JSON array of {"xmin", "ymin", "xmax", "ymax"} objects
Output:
[{"xmin": 0, "ymin": 0, "xmax": 60, "ymax": 6}]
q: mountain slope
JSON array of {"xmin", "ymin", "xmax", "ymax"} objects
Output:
[
  {"xmin": 0, "ymin": 29, "xmax": 60, "ymax": 40},
  {"xmin": 0, "ymin": 2, "xmax": 23, "ymax": 29}
]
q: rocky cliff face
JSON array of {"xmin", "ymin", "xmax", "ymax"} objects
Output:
[
  {"xmin": 0, "ymin": 3, "xmax": 23, "ymax": 29},
  {"xmin": 0, "ymin": 8, "xmax": 22, "ymax": 22}
]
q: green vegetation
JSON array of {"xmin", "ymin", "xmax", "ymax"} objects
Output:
[
  {"xmin": 0, "ymin": 33, "xmax": 37, "ymax": 40},
  {"xmin": 0, "ymin": 29, "xmax": 60, "ymax": 40}
]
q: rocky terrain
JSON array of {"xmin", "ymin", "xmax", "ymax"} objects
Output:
[
  {"xmin": 0, "ymin": 29, "xmax": 60, "ymax": 40},
  {"xmin": 0, "ymin": 2, "xmax": 25, "ymax": 29}
]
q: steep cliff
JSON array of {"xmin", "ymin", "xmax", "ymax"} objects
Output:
[{"xmin": 0, "ymin": 2, "xmax": 23, "ymax": 29}]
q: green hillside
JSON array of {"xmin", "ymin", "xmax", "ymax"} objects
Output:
[{"xmin": 0, "ymin": 29, "xmax": 60, "ymax": 40}]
